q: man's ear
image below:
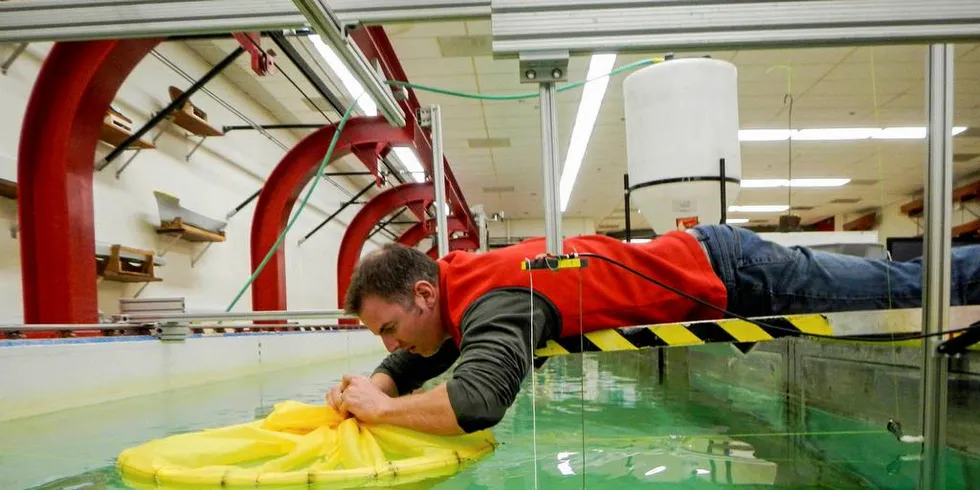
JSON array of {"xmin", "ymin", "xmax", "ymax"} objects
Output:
[{"xmin": 414, "ymin": 280, "xmax": 438, "ymax": 309}]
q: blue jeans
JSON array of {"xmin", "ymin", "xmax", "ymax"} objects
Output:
[{"xmin": 690, "ymin": 224, "xmax": 980, "ymax": 317}]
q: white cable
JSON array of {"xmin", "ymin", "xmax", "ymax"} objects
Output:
[{"xmin": 528, "ymin": 263, "xmax": 539, "ymax": 489}]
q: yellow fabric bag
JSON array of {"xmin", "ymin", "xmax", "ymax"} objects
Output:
[{"xmin": 117, "ymin": 400, "xmax": 497, "ymax": 489}]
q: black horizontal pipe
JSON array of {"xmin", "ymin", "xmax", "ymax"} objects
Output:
[{"xmin": 223, "ymin": 124, "xmax": 324, "ymax": 132}]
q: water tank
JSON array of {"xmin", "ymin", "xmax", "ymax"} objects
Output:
[{"xmin": 623, "ymin": 58, "xmax": 741, "ymax": 233}]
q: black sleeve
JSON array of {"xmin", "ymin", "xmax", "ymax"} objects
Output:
[
  {"xmin": 372, "ymin": 339, "xmax": 460, "ymax": 396},
  {"xmin": 445, "ymin": 289, "xmax": 559, "ymax": 433}
]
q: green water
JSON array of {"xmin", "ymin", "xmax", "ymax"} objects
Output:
[{"xmin": 2, "ymin": 348, "xmax": 977, "ymax": 489}]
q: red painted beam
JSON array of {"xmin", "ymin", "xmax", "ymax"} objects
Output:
[
  {"xmin": 336, "ymin": 182, "xmax": 434, "ymax": 315},
  {"xmin": 349, "ymin": 26, "xmax": 478, "ymax": 238},
  {"xmin": 18, "ymin": 39, "xmax": 162, "ymax": 325},
  {"xmin": 396, "ymin": 217, "xmax": 468, "ymax": 246},
  {"xmin": 250, "ymin": 117, "xmax": 415, "ymax": 312},
  {"xmin": 426, "ymin": 237, "xmax": 480, "ymax": 259}
]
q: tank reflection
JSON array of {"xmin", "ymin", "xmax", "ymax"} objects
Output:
[{"xmin": 544, "ymin": 435, "xmax": 778, "ymax": 485}]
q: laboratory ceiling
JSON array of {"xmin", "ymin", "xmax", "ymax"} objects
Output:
[{"xmin": 184, "ymin": 21, "xmax": 980, "ymax": 233}]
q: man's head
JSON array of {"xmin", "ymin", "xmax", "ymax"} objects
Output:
[{"xmin": 344, "ymin": 244, "xmax": 447, "ymax": 356}]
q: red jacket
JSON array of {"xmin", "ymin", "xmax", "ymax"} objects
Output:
[{"xmin": 437, "ymin": 231, "xmax": 728, "ymax": 345}]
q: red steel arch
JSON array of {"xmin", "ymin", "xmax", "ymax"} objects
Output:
[
  {"xmin": 249, "ymin": 118, "xmax": 415, "ymax": 312},
  {"xmin": 18, "ymin": 39, "xmax": 162, "ymax": 325},
  {"xmin": 336, "ymin": 182, "xmax": 437, "ymax": 313}
]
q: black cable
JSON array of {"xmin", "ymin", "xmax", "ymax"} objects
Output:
[{"xmin": 573, "ymin": 252, "xmax": 977, "ymax": 343}]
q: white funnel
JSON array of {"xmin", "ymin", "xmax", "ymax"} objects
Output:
[{"xmin": 623, "ymin": 58, "xmax": 741, "ymax": 233}]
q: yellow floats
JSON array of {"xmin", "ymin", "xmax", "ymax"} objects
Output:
[{"xmin": 117, "ymin": 400, "xmax": 497, "ymax": 489}]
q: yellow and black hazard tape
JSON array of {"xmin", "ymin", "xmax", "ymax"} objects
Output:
[
  {"xmin": 534, "ymin": 314, "xmax": 833, "ymax": 357},
  {"xmin": 533, "ymin": 314, "xmax": 980, "ymax": 358}
]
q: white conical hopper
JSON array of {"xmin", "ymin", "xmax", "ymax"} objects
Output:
[{"xmin": 623, "ymin": 58, "xmax": 741, "ymax": 233}]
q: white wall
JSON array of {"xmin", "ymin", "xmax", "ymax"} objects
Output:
[
  {"xmin": 0, "ymin": 41, "xmax": 385, "ymax": 322},
  {"xmin": 874, "ymin": 197, "xmax": 979, "ymax": 244},
  {"xmin": 487, "ymin": 217, "xmax": 596, "ymax": 242}
]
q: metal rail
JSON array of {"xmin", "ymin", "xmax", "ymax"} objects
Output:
[
  {"xmin": 118, "ymin": 309, "xmax": 353, "ymax": 323},
  {"xmin": 919, "ymin": 43, "xmax": 955, "ymax": 490},
  {"xmin": 291, "ymin": 0, "xmax": 406, "ymax": 127}
]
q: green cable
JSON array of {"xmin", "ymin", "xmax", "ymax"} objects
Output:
[
  {"xmin": 386, "ymin": 58, "xmax": 661, "ymax": 101},
  {"xmin": 225, "ymin": 57, "xmax": 659, "ymax": 311},
  {"xmin": 225, "ymin": 96, "xmax": 362, "ymax": 312}
]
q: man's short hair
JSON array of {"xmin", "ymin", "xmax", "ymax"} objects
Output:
[{"xmin": 344, "ymin": 243, "xmax": 439, "ymax": 314}]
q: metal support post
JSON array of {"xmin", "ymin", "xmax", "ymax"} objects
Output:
[
  {"xmin": 520, "ymin": 49, "xmax": 567, "ymax": 255},
  {"xmin": 539, "ymin": 82, "xmax": 562, "ymax": 255},
  {"xmin": 624, "ymin": 173, "xmax": 632, "ymax": 242},
  {"xmin": 430, "ymin": 105, "xmax": 450, "ymax": 257},
  {"xmin": 300, "ymin": 181, "xmax": 375, "ymax": 245},
  {"xmin": 185, "ymin": 135, "xmax": 208, "ymax": 161},
  {"xmin": 110, "ymin": 126, "xmax": 168, "ymax": 177},
  {"xmin": 719, "ymin": 158, "xmax": 728, "ymax": 224},
  {"xmin": 1, "ymin": 43, "xmax": 28, "ymax": 75},
  {"xmin": 191, "ymin": 242, "xmax": 215, "ymax": 267},
  {"xmin": 919, "ymin": 43, "xmax": 954, "ymax": 490},
  {"xmin": 97, "ymin": 46, "xmax": 245, "ymax": 170},
  {"xmin": 478, "ymin": 209, "xmax": 489, "ymax": 252}
]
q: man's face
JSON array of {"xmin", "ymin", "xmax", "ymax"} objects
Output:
[{"xmin": 359, "ymin": 283, "xmax": 445, "ymax": 357}]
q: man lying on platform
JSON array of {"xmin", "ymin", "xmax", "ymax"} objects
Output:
[{"xmin": 327, "ymin": 224, "xmax": 980, "ymax": 435}]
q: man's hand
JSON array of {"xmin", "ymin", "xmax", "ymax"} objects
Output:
[
  {"xmin": 326, "ymin": 377, "xmax": 351, "ymax": 417},
  {"xmin": 337, "ymin": 375, "xmax": 393, "ymax": 425}
]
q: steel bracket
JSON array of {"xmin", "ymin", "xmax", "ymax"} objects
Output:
[{"xmin": 518, "ymin": 50, "xmax": 569, "ymax": 84}]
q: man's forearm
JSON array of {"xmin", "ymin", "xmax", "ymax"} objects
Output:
[
  {"xmin": 378, "ymin": 383, "xmax": 464, "ymax": 436},
  {"xmin": 370, "ymin": 372, "xmax": 399, "ymax": 397}
]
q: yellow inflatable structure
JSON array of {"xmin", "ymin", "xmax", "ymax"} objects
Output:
[{"xmin": 117, "ymin": 400, "xmax": 497, "ymax": 489}]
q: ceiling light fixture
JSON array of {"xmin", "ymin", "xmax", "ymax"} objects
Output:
[
  {"xmin": 309, "ymin": 35, "xmax": 379, "ymax": 117},
  {"xmin": 741, "ymin": 178, "xmax": 851, "ymax": 188},
  {"xmin": 559, "ymin": 53, "xmax": 618, "ymax": 213},
  {"xmin": 739, "ymin": 126, "xmax": 966, "ymax": 142}
]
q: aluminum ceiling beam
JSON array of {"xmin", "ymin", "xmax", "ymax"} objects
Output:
[
  {"xmin": 0, "ymin": 0, "xmax": 306, "ymax": 43},
  {"xmin": 292, "ymin": 0, "xmax": 406, "ymax": 127},
  {"xmin": 0, "ymin": 0, "xmax": 488, "ymax": 43},
  {"xmin": 490, "ymin": 0, "xmax": 980, "ymax": 55}
]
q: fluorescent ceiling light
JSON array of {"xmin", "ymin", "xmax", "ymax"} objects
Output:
[
  {"xmin": 391, "ymin": 147, "xmax": 426, "ymax": 183},
  {"xmin": 309, "ymin": 35, "xmax": 378, "ymax": 117},
  {"xmin": 741, "ymin": 178, "xmax": 850, "ymax": 188},
  {"xmin": 726, "ymin": 218, "xmax": 750, "ymax": 224},
  {"xmin": 559, "ymin": 53, "xmax": 617, "ymax": 213},
  {"xmin": 729, "ymin": 205, "xmax": 789, "ymax": 213},
  {"xmin": 739, "ymin": 126, "xmax": 966, "ymax": 142}
]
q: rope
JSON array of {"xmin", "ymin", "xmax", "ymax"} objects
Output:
[
  {"xmin": 527, "ymin": 267, "xmax": 539, "ymax": 489},
  {"xmin": 867, "ymin": 47, "xmax": 902, "ymax": 427}
]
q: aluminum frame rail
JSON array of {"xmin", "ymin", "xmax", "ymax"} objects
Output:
[
  {"xmin": 0, "ymin": 0, "xmax": 488, "ymax": 43},
  {"xmin": 291, "ymin": 0, "xmax": 406, "ymax": 127},
  {"xmin": 116, "ymin": 308, "xmax": 352, "ymax": 323},
  {"xmin": 6, "ymin": 1, "xmax": 980, "ymax": 51},
  {"xmin": 489, "ymin": 0, "xmax": 980, "ymax": 55},
  {"xmin": 919, "ymin": 43, "xmax": 955, "ymax": 490}
]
